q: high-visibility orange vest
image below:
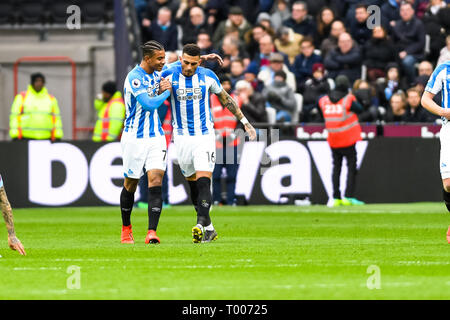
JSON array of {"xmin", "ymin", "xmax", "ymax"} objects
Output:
[
  {"xmin": 93, "ymin": 91, "xmax": 125, "ymax": 142},
  {"xmin": 211, "ymin": 93, "xmax": 242, "ymax": 148},
  {"xmin": 318, "ymin": 93, "xmax": 361, "ymax": 148}
]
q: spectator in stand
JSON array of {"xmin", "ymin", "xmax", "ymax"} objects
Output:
[
  {"xmin": 376, "ymin": 63, "xmax": 408, "ymax": 107},
  {"xmin": 437, "ymin": 35, "xmax": 450, "ymax": 66},
  {"xmin": 299, "ymin": 63, "xmax": 330, "ymax": 122},
  {"xmin": 258, "ymin": 52, "xmax": 296, "ymax": 92},
  {"xmin": 175, "ymin": 0, "xmax": 200, "ymax": 26},
  {"xmin": 146, "ymin": 7, "xmax": 178, "ymax": 51},
  {"xmin": 405, "ymin": 87, "xmax": 432, "ymax": 122},
  {"xmin": 212, "ymin": 6, "xmax": 252, "ymax": 48},
  {"xmin": 274, "ymin": 26, "xmax": 303, "ymax": 65},
  {"xmin": 324, "ymin": 32, "xmax": 362, "ymax": 84},
  {"xmin": 292, "ymin": 36, "xmax": 322, "ymax": 90},
  {"xmin": 243, "ymin": 62, "xmax": 265, "ymax": 92},
  {"xmin": 381, "ymin": 0, "xmax": 401, "ymax": 28},
  {"xmin": 256, "ymin": 12, "xmax": 275, "ymax": 33},
  {"xmin": 252, "ymin": 34, "xmax": 278, "ymax": 70},
  {"xmin": 244, "ymin": 24, "xmax": 269, "ymax": 60},
  {"xmin": 204, "ymin": 0, "xmax": 228, "ymax": 31},
  {"xmin": 385, "ymin": 92, "xmax": 408, "ymax": 123},
  {"xmin": 422, "ymin": 0, "xmax": 447, "ymax": 62},
  {"xmin": 316, "ymin": 7, "xmax": 335, "ymax": 46},
  {"xmin": 262, "ymin": 70, "xmax": 297, "ymax": 123},
  {"xmin": 282, "ymin": 1, "xmax": 316, "ymax": 38},
  {"xmin": 362, "ymin": 25, "xmax": 397, "ymax": 82},
  {"xmin": 352, "ymin": 79, "xmax": 380, "ymax": 123},
  {"xmin": 141, "ymin": 0, "xmax": 179, "ymax": 41},
  {"xmin": 197, "ymin": 30, "xmax": 220, "ymax": 73},
  {"xmin": 391, "ymin": 2, "xmax": 426, "ymax": 85},
  {"xmin": 270, "ymin": 0, "xmax": 291, "ymax": 31},
  {"xmin": 348, "ymin": 3, "xmax": 372, "ymax": 46},
  {"xmin": 320, "ymin": 20, "xmax": 346, "ymax": 59},
  {"xmin": 235, "ymin": 79, "xmax": 268, "ymax": 123},
  {"xmin": 220, "ymin": 35, "xmax": 251, "ymax": 72},
  {"xmin": 230, "ymin": 58, "xmax": 245, "ymax": 89},
  {"xmin": 417, "ymin": 61, "xmax": 434, "ymax": 78},
  {"xmin": 181, "ymin": 6, "xmax": 212, "ymax": 45}
]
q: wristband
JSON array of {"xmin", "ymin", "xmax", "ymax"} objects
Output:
[{"xmin": 240, "ymin": 117, "xmax": 249, "ymax": 125}]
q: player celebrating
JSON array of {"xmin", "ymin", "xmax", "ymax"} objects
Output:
[
  {"xmin": 0, "ymin": 174, "xmax": 26, "ymax": 256},
  {"xmin": 421, "ymin": 60, "xmax": 450, "ymax": 243},
  {"xmin": 161, "ymin": 44, "xmax": 257, "ymax": 243},
  {"xmin": 120, "ymin": 40, "xmax": 173, "ymax": 245}
]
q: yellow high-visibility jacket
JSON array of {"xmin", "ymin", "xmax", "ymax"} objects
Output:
[
  {"xmin": 92, "ymin": 91, "xmax": 125, "ymax": 142},
  {"xmin": 9, "ymin": 85, "xmax": 63, "ymax": 140}
]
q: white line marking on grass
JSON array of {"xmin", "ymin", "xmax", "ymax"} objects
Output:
[{"xmin": 13, "ymin": 267, "xmax": 62, "ymax": 271}]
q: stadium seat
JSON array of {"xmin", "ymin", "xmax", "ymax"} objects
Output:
[
  {"xmin": 361, "ymin": 65, "xmax": 367, "ymax": 81},
  {"xmin": 0, "ymin": 1, "xmax": 16, "ymax": 25},
  {"xmin": 49, "ymin": 0, "xmax": 80, "ymax": 24},
  {"xmin": 293, "ymin": 93, "xmax": 303, "ymax": 123},
  {"xmin": 425, "ymin": 34, "xmax": 431, "ymax": 56},
  {"xmin": 19, "ymin": 0, "xmax": 46, "ymax": 24},
  {"xmin": 80, "ymin": 0, "xmax": 107, "ymax": 23},
  {"xmin": 327, "ymin": 78, "xmax": 335, "ymax": 90}
]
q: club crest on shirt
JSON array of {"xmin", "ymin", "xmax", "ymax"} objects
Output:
[{"xmin": 132, "ymin": 78, "xmax": 141, "ymax": 88}]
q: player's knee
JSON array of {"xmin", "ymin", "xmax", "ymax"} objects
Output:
[
  {"xmin": 124, "ymin": 179, "xmax": 138, "ymax": 193},
  {"xmin": 148, "ymin": 176, "xmax": 163, "ymax": 187},
  {"xmin": 443, "ymin": 180, "xmax": 450, "ymax": 193}
]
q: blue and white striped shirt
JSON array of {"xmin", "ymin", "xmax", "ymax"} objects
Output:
[
  {"xmin": 161, "ymin": 62, "xmax": 223, "ymax": 136},
  {"xmin": 425, "ymin": 61, "xmax": 450, "ymax": 109},
  {"xmin": 123, "ymin": 65, "xmax": 164, "ymax": 139}
]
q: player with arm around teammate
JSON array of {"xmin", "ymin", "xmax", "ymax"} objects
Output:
[
  {"xmin": 120, "ymin": 40, "xmax": 173, "ymax": 245},
  {"xmin": 421, "ymin": 60, "xmax": 450, "ymax": 243},
  {"xmin": 161, "ymin": 44, "xmax": 257, "ymax": 243},
  {"xmin": 0, "ymin": 174, "xmax": 26, "ymax": 256}
]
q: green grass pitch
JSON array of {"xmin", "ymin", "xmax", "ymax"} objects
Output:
[{"xmin": 0, "ymin": 203, "xmax": 449, "ymax": 300}]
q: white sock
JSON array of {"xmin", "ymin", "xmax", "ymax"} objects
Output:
[{"xmin": 205, "ymin": 223, "xmax": 214, "ymax": 231}]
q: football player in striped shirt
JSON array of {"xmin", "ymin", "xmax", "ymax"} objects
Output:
[
  {"xmin": 421, "ymin": 60, "xmax": 450, "ymax": 243},
  {"xmin": 0, "ymin": 174, "xmax": 26, "ymax": 256},
  {"xmin": 120, "ymin": 40, "xmax": 173, "ymax": 245},
  {"xmin": 161, "ymin": 44, "xmax": 257, "ymax": 243}
]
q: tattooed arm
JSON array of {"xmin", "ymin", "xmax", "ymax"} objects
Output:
[
  {"xmin": 216, "ymin": 89, "xmax": 257, "ymax": 141},
  {"xmin": 0, "ymin": 186, "xmax": 26, "ymax": 255}
]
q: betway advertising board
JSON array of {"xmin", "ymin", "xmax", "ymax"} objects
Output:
[{"xmin": 0, "ymin": 138, "xmax": 442, "ymax": 207}]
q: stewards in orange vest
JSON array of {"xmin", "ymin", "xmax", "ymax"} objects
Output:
[
  {"xmin": 318, "ymin": 75, "xmax": 365, "ymax": 207},
  {"xmin": 211, "ymin": 76, "xmax": 242, "ymax": 205}
]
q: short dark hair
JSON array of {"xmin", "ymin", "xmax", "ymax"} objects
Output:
[
  {"xmin": 31, "ymin": 72, "xmax": 45, "ymax": 84},
  {"xmin": 183, "ymin": 43, "xmax": 201, "ymax": 57},
  {"xmin": 355, "ymin": 3, "xmax": 368, "ymax": 10},
  {"xmin": 102, "ymin": 81, "xmax": 116, "ymax": 95},
  {"xmin": 141, "ymin": 40, "xmax": 164, "ymax": 58},
  {"xmin": 219, "ymin": 74, "xmax": 231, "ymax": 83}
]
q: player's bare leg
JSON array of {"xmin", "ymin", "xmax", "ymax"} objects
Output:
[
  {"xmin": 120, "ymin": 178, "xmax": 138, "ymax": 244},
  {"xmin": 189, "ymin": 171, "xmax": 217, "ymax": 243},
  {"xmin": 145, "ymin": 169, "xmax": 164, "ymax": 244},
  {"xmin": 442, "ymin": 178, "xmax": 450, "ymax": 243},
  {"xmin": 0, "ymin": 185, "xmax": 26, "ymax": 255}
]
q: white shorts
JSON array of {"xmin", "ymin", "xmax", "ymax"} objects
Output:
[
  {"xmin": 174, "ymin": 133, "xmax": 216, "ymax": 177},
  {"xmin": 121, "ymin": 133, "xmax": 167, "ymax": 179},
  {"xmin": 440, "ymin": 123, "xmax": 450, "ymax": 179}
]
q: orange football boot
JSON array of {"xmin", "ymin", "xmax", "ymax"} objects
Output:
[
  {"xmin": 121, "ymin": 225, "xmax": 134, "ymax": 244},
  {"xmin": 145, "ymin": 230, "xmax": 160, "ymax": 244},
  {"xmin": 447, "ymin": 226, "xmax": 450, "ymax": 244}
]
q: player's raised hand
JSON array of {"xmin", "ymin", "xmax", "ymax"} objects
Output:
[
  {"xmin": 244, "ymin": 123, "xmax": 257, "ymax": 141},
  {"xmin": 200, "ymin": 53, "xmax": 224, "ymax": 66},
  {"xmin": 159, "ymin": 77, "xmax": 172, "ymax": 93},
  {"xmin": 8, "ymin": 235, "xmax": 26, "ymax": 256}
]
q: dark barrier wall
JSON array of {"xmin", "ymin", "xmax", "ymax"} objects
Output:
[{"xmin": 0, "ymin": 139, "xmax": 442, "ymax": 208}]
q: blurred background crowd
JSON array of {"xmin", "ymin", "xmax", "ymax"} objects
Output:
[{"xmin": 134, "ymin": 0, "xmax": 450, "ymax": 124}]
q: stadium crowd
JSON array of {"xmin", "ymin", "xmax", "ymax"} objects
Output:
[{"xmin": 135, "ymin": 0, "xmax": 450, "ymax": 123}]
